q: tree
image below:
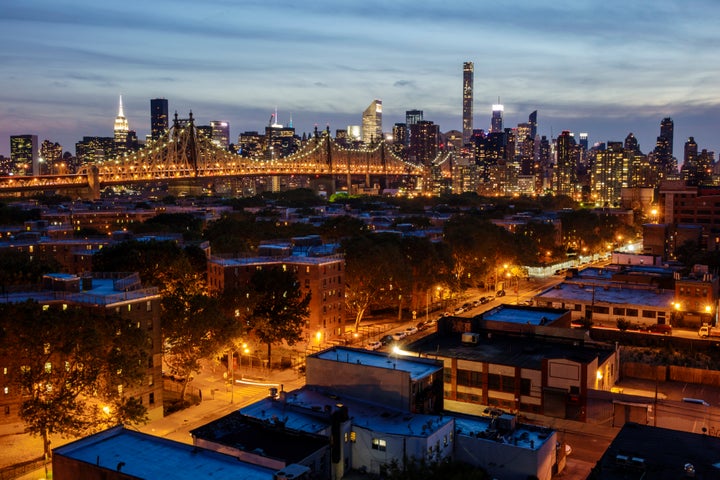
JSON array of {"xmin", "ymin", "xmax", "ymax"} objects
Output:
[
  {"xmin": 0, "ymin": 250, "xmax": 62, "ymax": 288},
  {"xmin": 342, "ymin": 233, "xmax": 405, "ymax": 330},
  {"xmin": 92, "ymin": 239, "xmax": 204, "ymax": 291},
  {"xmin": 245, "ymin": 267, "xmax": 310, "ymax": 365},
  {"xmin": 161, "ymin": 273, "xmax": 245, "ymax": 401},
  {"xmin": 0, "ymin": 301, "xmax": 148, "ymax": 459}
]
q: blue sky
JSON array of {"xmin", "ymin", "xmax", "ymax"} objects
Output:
[{"xmin": 2, "ymin": 0, "xmax": 720, "ymax": 160}]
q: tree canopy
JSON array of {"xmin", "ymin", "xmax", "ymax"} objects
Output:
[
  {"xmin": 244, "ymin": 267, "xmax": 311, "ymax": 364},
  {"xmin": 0, "ymin": 301, "xmax": 148, "ymax": 459}
]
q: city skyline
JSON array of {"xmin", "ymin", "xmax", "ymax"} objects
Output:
[{"xmin": 2, "ymin": 1, "xmax": 720, "ymax": 159}]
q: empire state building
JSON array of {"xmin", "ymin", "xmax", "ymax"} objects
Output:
[{"xmin": 114, "ymin": 95, "xmax": 130, "ymax": 155}]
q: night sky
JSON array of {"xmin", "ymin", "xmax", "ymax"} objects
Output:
[{"xmin": 2, "ymin": 0, "xmax": 720, "ymax": 160}]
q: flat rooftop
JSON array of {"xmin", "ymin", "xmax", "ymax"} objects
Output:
[
  {"xmin": 536, "ymin": 281, "xmax": 675, "ymax": 308},
  {"xmin": 406, "ymin": 330, "xmax": 613, "ymax": 370},
  {"xmin": 594, "ymin": 422, "xmax": 720, "ymax": 479},
  {"xmin": 0, "ymin": 274, "xmax": 159, "ymax": 306},
  {"xmin": 482, "ymin": 305, "xmax": 566, "ymax": 326},
  {"xmin": 311, "ymin": 346, "xmax": 442, "ymax": 381},
  {"xmin": 454, "ymin": 414, "xmax": 555, "ymax": 451},
  {"xmin": 53, "ymin": 426, "xmax": 276, "ymax": 480},
  {"xmin": 241, "ymin": 386, "xmax": 453, "ymax": 438}
]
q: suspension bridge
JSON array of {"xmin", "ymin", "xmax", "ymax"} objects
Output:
[{"xmin": 0, "ymin": 113, "xmax": 443, "ymax": 199}]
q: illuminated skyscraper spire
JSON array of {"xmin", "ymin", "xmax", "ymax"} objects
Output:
[{"xmin": 114, "ymin": 94, "xmax": 130, "ymax": 154}]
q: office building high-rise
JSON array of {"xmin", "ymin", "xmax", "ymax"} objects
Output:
[
  {"xmin": 491, "ymin": 103, "xmax": 504, "ymax": 133},
  {"xmin": 408, "ymin": 120, "xmax": 439, "ymax": 165},
  {"xmin": 210, "ymin": 121, "xmax": 230, "ymax": 149},
  {"xmin": 405, "ymin": 110, "xmax": 423, "ymax": 128},
  {"xmin": 362, "ymin": 99, "xmax": 382, "ymax": 144},
  {"xmin": 113, "ymin": 95, "xmax": 130, "ymax": 155},
  {"xmin": 10, "ymin": 134, "xmax": 38, "ymax": 176},
  {"xmin": 528, "ymin": 110, "xmax": 537, "ymax": 139},
  {"xmin": 462, "ymin": 62, "xmax": 474, "ymax": 146},
  {"xmin": 555, "ymin": 130, "xmax": 577, "ymax": 197},
  {"xmin": 660, "ymin": 117, "xmax": 674, "ymax": 158},
  {"xmin": 150, "ymin": 98, "xmax": 169, "ymax": 140}
]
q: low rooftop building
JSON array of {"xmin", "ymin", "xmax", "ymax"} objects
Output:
[{"xmin": 52, "ymin": 426, "xmax": 283, "ymax": 480}]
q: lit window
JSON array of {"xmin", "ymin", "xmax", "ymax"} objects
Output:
[
  {"xmin": 42, "ymin": 305, "xmax": 49, "ymax": 311},
  {"xmin": 146, "ymin": 301, "xmax": 152, "ymax": 312},
  {"xmin": 371, "ymin": 438, "xmax": 386, "ymax": 451},
  {"xmin": 44, "ymin": 362, "xmax": 51, "ymax": 373},
  {"xmin": 62, "ymin": 304, "xmax": 67, "ymax": 311},
  {"xmin": 3, "ymin": 387, "xmax": 8, "ymax": 395}
]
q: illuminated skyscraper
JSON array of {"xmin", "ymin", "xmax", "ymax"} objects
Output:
[
  {"xmin": 660, "ymin": 117, "xmax": 674, "ymax": 157},
  {"xmin": 408, "ymin": 120, "xmax": 439, "ymax": 165},
  {"xmin": 491, "ymin": 103, "xmax": 504, "ymax": 133},
  {"xmin": 405, "ymin": 110, "xmax": 423, "ymax": 147},
  {"xmin": 591, "ymin": 141, "xmax": 625, "ymax": 206},
  {"xmin": 362, "ymin": 99, "xmax": 382, "ymax": 144},
  {"xmin": 555, "ymin": 131, "xmax": 577, "ymax": 197},
  {"xmin": 150, "ymin": 98, "xmax": 169, "ymax": 140},
  {"xmin": 462, "ymin": 62, "xmax": 474, "ymax": 146},
  {"xmin": 10, "ymin": 134, "xmax": 38, "ymax": 176},
  {"xmin": 405, "ymin": 109, "xmax": 423, "ymax": 127},
  {"xmin": 113, "ymin": 95, "xmax": 130, "ymax": 155},
  {"xmin": 210, "ymin": 121, "xmax": 230, "ymax": 149}
]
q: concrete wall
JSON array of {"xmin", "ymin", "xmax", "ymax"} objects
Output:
[
  {"xmin": 306, "ymin": 356, "xmax": 411, "ymax": 412},
  {"xmin": 454, "ymin": 430, "xmax": 557, "ymax": 480}
]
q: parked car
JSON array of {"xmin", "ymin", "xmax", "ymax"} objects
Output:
[
  {"xmin": 366, "ymin": 341, "xmax": 382, "ymax": 351},
  {"xmin": 479, "ymin": 296, "xmax": 491, "ymax": 304},
  {"xmin": 496, "ymin": 290, "xmax": 506, "ymax": 297},
  {"xmin": 648, "ymin": 323, "xmax": 672, "ymax": 335},
  {"xmin": 380, "ymin": 334, "xmax": 394, "ymax": 346},
  {"xmin": 392, "ymin": 331, "xmax": 407, "ymax": 341},
  {"xmin": 405, "ymin": 326, "xmax": 418, "ymax": 336},
  {"xmin": 453, "ymin": 307, "xmax": 465, "ymax": 315}
]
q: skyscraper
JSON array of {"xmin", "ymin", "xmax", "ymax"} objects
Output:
[
  {"xmin": 408, "ymin": 120, "xmax": 439, "ymax": 165},
  {"xmin": 210, "ymin": 121, "xmax": 230, "ymax": 149},
  {"xmin": 660, "ymin": 117, "xmax": 674, "ymax": 158},
  {"xmin": 362, "ymin": 99, "xmax": 382, "ymax": 144},
  {"xmin": 491, "ymin": 103, "xmax": 504, "ymax": 133},
  {"xmin": 528, "ymin": 110, "xmax": 537, "ymax": 139},
  {"xmin": 150, "ymin": 98, "xmax": 169, "ymax": 140},
  {"xmin": 10, "ymin": 134, "xmax": 38, "ymax": 176},
  {"xmin": 405, "ymin": 110, "xmax": 423, "ymax": 127},
  {"xmin": 555, "ymin": 131, "xmax": 577, "ymax": 197},
  {"xmin": 462, "ymin": 62, "xmax": 474, "ymax": 146},
  {"xmin": 113, "ymin": 95, "xmax": 130, "ymax": 155}
]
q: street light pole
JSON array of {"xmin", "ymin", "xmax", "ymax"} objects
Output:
[{"xmin": 426, "ymin": 290, "xmax": 429, "ymax": 323}]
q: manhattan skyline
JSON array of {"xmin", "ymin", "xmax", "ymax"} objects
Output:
[{"xmin": 2, "ymin": 0, "xmax": 720, "ymax": 159}]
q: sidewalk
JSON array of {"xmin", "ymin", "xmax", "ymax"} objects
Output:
[{"xmin": 2, "ymin": 365, "xmax": 307, "ymax": 479}]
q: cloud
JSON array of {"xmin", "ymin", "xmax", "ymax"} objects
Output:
[{"xmin": 393, "ymin": 80, "xmax": 416, "ymax": 88}]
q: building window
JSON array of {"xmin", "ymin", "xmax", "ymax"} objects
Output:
[
  {"xmin": 3, "ymin": 386, "xmax": 8, "ymax": 395},
  {"xmin": 146, "ymin": 301, "xmax": 152, "ymax": 312},
  {"xmin": 148, "ymin": 375, "xmax": 154, "ymax": 386},
  {"xmin": 149, "ymin": 393, "xmax": 155, "ymax": 404},
  {"xmin": 626, "ymin": 308, "xmax": 638, "ymax": 317},
  {"xmin": 371, "ymin": 438, "xmax": 386, "ymax": 451}
]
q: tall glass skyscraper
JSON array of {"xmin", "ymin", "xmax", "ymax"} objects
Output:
[
  {"xmin": 491, "ymin": 103, "xmax": 504, "ymax": 133},
  {"xmin": 210, "ymin": 121, "xmax": 230, "ymax": 149},
  {"xmin": 150, "ymin": 98, "xmax": 169, "ymax": 140},
  {"xmin": 362, "ymin": 99, "xmax": 382, "ymax": 144},
  {"xmin": 462, "ymin": 62, "xmax": 474, "ymax": 146}
]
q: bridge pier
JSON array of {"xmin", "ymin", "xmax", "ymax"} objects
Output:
[{"xmin": 309, "ymin": 177, "xmax": 336, "ymax": 196}]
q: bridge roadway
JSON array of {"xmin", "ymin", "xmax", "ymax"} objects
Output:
[{"xmin": 0, "ymin": 119, "xmax": 437, "ymax": 199}]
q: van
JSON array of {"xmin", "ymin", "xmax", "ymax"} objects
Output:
[{"xmin": 683, "ymin": 398, "xmax": 710, "ymax": 407}]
